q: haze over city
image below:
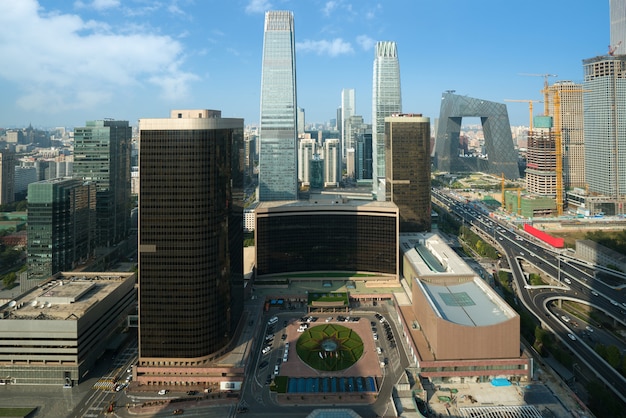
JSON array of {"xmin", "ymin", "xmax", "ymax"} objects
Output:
[{"xmin": 0, "ymin": 0, "xmax": 610, "ymax": 128}]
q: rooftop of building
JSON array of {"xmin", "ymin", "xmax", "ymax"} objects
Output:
[
  {"xmin": 418, "ymin": 278, "xmax": 516, "ymax": 326},
  {"xmin": 401, "ymin": 232, "xmax": 476, "ymax": 277},
  {"xmin": 255, "ymin": 193, "xmax": 397, "ymax": 211},
  {"xmin": 0, "ymin": 272, "xmax": 135, "ymax": 321},
  {"xmin": 401, "ymin": 232, "xmax": 516, "ymax": 327}
]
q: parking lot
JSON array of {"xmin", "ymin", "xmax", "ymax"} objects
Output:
[{"xmin": 256, "ymin": 311, "xmax": 399, "ymax": 391}]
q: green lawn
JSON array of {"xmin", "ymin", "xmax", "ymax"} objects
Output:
[
  {"xmin": 0, "ymin": 407, "xmax": 37, "ymax": 417},
  {"xmin": 296, "ymin": 324, "xmax": 364, "ymax": 371}
]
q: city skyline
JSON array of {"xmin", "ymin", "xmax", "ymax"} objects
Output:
[{"xmin": 0, "ymin": 0, "xmax": 611, "ymax": 129}]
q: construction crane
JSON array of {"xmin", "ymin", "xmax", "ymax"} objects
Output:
[
  {"xmin": 609, "ymin": 41, "xmax": 622, "ymax": 56},
  {"xmin": 519, "ymin": 73, "xmax": 558, "ymax": 115},
  {"xmin": 504, "ymin": 99, "xmax": 542, "ymax": 131}
]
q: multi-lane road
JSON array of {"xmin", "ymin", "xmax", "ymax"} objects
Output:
[{"xmin": 433, "ymin": 188, "xmax": 626, "ymax": 404}]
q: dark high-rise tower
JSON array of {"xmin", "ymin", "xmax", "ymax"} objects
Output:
[
  {"xmin": 385, "ymin": 114, "xmax": 431, "ymax": 232},
  {"xmin": 258, "ymin": 11, "xmax": 298, "ymax": 201},
  {"xmin": 73, "ymin": 120, "xmax": 131, "ymax": 247},
  {"xmin": 138, "ymin": 109, "xmax": 243, "ymax": 363},
  {"xmin": 0, "ymin": 150, "xmax": 15, "ymax": 205}
]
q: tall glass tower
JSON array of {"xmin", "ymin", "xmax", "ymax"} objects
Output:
[
  {"xmin": 73, "ymin": 120, "xmax": 131, "ymax": 247},
  {"xmin": 583, "ymin": 55, "xmax": 626, "ymax": 213},
  {"xmin": 372, "ymin": 41, "xmax": 402, "ymax": 200},
  {"xmin": 259, "ymin": 10, "xmax": 298, "ymax": 201},
  {"xmin": 611, "ymin": 0, "xmax": 626, "ymax": 53},
  {"xmin": 27, "ymin": 178, "xmax": 95, "ymax": 279},
  {"xmin": 384, "ymin": 114, "xmax": 431, "ymax": 232},
  {"xmin": 341, "ymin": 88, "xmax": 355, "ymax": 159},
  {"xmin": 138, "ymin": 110, "xmax": 243, "ymax": 364}
]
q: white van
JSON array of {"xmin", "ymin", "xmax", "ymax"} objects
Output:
[{"xmin": 268, "ymin": 316, "xmax": 278, "ymax": 325}]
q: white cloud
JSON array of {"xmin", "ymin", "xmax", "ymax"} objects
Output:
[
  {"xmin": 245, "ymin": 0, "xmax": 271, "ymax": 14},
  {"xmin": 0, "ymin": 0, "xmax": 198, "ymax": 113},
  {"xmin": 74, "ymin": 0, "xmax": 121, "ymax": 11},
  {"xmin": 297, "ymin": 38, "xmax": 353, "ymax": 57},
  {"xmin": 322, "ymin": 1, "xmax": 338, "ymax": 16},
  {"xmin": 356, "ymin": 35, "xmax": 375, "ymax": 51}
]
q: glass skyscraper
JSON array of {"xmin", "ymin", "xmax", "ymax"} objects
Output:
[
  {"xmin": 258, "ymin": 10, "xmax": 298, "ymax": 201},
  {"xmin": 73, "ymin": 120, "xmax": 131, "ymax": 247},
  {"xmin": 341, "ymin": 88, "xmax": 355, "ymax": 159},
  {"xmin": 138, "ymin": 110, "xmax": 243, "ymax": 364},
  {"xmin": 384, "ymin": 114, "xmax": 431, "ymax": 232},
  {"xmin": 583, "ymin": 55, "xmax": 626, "ymax": 208},
  {"xmin": 372, "ymin": 41, "xmax": 402, "ymax": 200},
  {"xmin": 611, "ymin": 0, "xmax": 626, "ymax": 53},
  {"xmin": 27, "ymin": 178, "xmax": 95, "ymax": 279}
]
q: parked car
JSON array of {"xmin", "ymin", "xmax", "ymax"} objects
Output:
[{"xmin": 158, "ymin": 389, "xmax": 169, "ymax": 395}]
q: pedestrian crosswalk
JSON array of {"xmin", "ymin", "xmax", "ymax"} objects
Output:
[{"xmin": 93, "ymin": 379, "xmax": 116, "ymax": 391}]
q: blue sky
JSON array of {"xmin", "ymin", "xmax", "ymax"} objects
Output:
[{"xmin": 0, "ymin": 0, "xmax": 611, "ymax": 129}]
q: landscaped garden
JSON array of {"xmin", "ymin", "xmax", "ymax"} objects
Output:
[{"xmin": 296, "ymin": 324, "xmax": 364, "ymax": 371}]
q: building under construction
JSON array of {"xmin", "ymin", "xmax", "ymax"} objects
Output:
[
  {"xmin": 525, "ymin": 116, "xmax": 557, "ymax": 199},
  {"xmin": 546, "ymin": 81, "xmax": 585, "ymax": 190}
]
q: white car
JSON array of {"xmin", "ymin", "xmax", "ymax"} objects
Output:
[
  {"xmin": 158, "ymin": 389, "xmax": 168, "ymax": 395},
  {"xmin": 376, "ymin": 347, "xmax": 382, "ymax": 354},
  {"xmin": 325, "ymin": 317, "xmax": 333, "ymax": 322},
  {"xmin": 561, "ymin": 315, "xmax": 571, "ymax": 323},
  {"xmin": 567, "ymin": 333, "xmax": 576, "ymax": 341},
  {"xmin": 262, "ymin": 346, "xmax": 272, "ymax": 354}
]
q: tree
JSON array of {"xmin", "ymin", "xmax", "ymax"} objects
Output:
[
  {"xmin": 2, "ymin": 271, "xmax": 16, "ymax": 289},
  {"xmin": 606, "ymin": 345, "xmax": 622, "ymax": 369}
]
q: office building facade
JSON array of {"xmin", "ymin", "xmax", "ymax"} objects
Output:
[
  {"xmin": 435, "ymin": 92, "xmax": 519, "ymax": 179},
  {"xmin": 583, "ymin": 55, "xmax": 626, "ymax": 214},
  {"xmin": 298, "ymin": 138, "xmax": 315, "ymax": 186},
  {"xmin": 356, "ymin": 127, "xmax": 373, "ymax": 180},
  {"xmin": 324, "ymin": 138, "xmax": 340, "ymax": 187},
  {"xmin": 341, "ymin": 88, "xmax": 355, "ymax": 160},
  {"xmin": 384, "ymin": 114, "xmax": 431, "ymax": 232},
  {"xmin": 258, "ymin": 11, "xmax": 298, "ymax": 201},
  {"xmin": 0, "ymin": 150, "xmax": 16, "ymax": 205},
  {"xmin": 0, "ymin": 272, "xmax": 136, "ymax": 386},
  {"xmin": 73, "ymin": 120, "xmax": 131, "ymax": 247},
  {"xmin": 255, "ymin": 200, "xmax": 399, "ymax": 280},
  {"xmin": 372, "ymin": 41, "xmax": 402, "ymax": 199},
  {"xmin": 27, "ymin": 178, "xmax": 96, "ymax": 279},
  {"xmin": 547, "ymin": 81, "xmax": 585, "ymax": 190},
  {"xmin": 138, "ymin": 109, "xmax": 243, "ymax": 366},
  {"xmin": 611, "ymin": 0, "xmax": 626, "ymax": 53}
]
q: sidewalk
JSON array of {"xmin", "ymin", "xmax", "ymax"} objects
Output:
[{"xmin": 126, "ymin": 393, "xmax": 238, "ymax": 415}]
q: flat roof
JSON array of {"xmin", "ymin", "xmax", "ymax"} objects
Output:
[
  {"xmin": 1, "ymin": 272, "xmax": 134, "ymax": 321},
  {"xmin": 256, "ymin": 194, "xmax": 397, "ymax": 212},
  {"xmin": 400, "ymin": 233, "xmax": 475, "ymax": 277},
  {"xmin": 418, "ymin": 278, "xmax": 515, "ymax": 326}
]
